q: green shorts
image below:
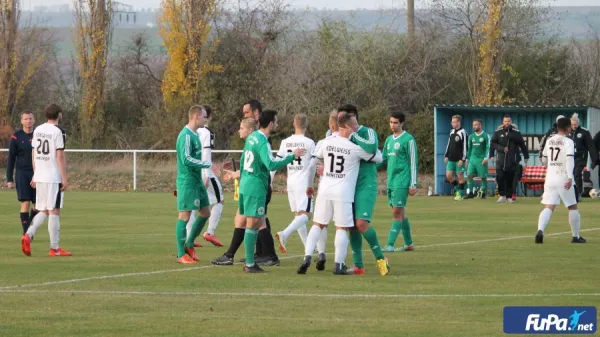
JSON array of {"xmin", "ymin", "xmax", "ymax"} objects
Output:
[
  {"xmin": 177, "ymin": 184, "xmax": 210, "ymax": 211},
  {"xmin": 354, "ymin": 188, "xmax": 377, "ymax": 222},
  {"xmin": 238, "ymin": 193, "xmax": 266, "ymax": 218},
  {"xmin": 387, "ymin": 188, "xmax": 409, "ymax": 208},
  {"xmin": 467, "ymin": 159, "xmax": 488, "ymax": 177},
  {"xmin": 446, "ymin": 161, "xmax": 466, "ymax": 173}
]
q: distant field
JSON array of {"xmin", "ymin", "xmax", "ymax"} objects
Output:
[{"xmin": 1, "ymin": 191, "xmax": 599, "ymax": 336}]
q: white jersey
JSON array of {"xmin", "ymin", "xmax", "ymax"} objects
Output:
[
  {"xmin": 314, "ymin": 136, "xmax": 381, "ymax": 202},
  {"xmin": 197, "ymin": 126, "xmax": 215, "ymax": 179},
  {"xmin": 275, "ymin": 134, "xmax": 316, "ymax": 190},
  {"xmin": 32, "ymin": 123, "xmax": 66, "ymax": 183},
  {"xmin": 542, "ymin": 134, "xmax": 575, "ymax": 187}
]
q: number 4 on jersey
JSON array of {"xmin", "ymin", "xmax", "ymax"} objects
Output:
[{"xmin": 287, "ymin": 149, "xmax": 302, "ymax": 165}]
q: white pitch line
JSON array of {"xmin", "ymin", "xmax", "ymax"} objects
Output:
[
  {"xmin": 1, "ymin": 228, "xmax": 597, "ymax": 290},
  {"xmin": 1, "ymin": 289, "xmax": 600, "ymax": 299}
]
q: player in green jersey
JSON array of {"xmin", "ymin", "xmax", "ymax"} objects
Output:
[
  {"xmin": 237, "ymin": 110, "xmax": 304, "ymax": 273},
  {"xmin": 174, "ymin": 105, "xmax": 213, "ymax": 264},
  {"xmin": 380, "ymin": 111, "xmax": 418, "ymax": 252},
  {"xmin": 465, "ymin": 119, "xmax": 491, "ymax": 199},
  {"xmin": 335, "ymin": 105, "xmax": 389, "ymax": 276}
]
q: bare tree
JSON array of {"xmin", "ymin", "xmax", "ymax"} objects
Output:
[{"xmin": 74, "ymin": 0, "xmax": 113, "ymax": 146}]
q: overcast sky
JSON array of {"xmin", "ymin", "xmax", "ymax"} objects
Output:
[{"xmin": 21, "ymin": 0, "xmax": 598, "ymax": 10}]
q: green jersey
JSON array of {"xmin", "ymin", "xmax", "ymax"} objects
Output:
[
  {"xmin": 467, "ymin": 131, "xmax": 491, "ymax": 159},
  {"xmin": 240, "ymin": 130, "xmax": 295, "ymax": 197},
  {"xmin": 379, "ymin": 131, "xmax": 418, "ymax": 189},
  {"xmin": 351, "ymin": 125, "xmax": 379, "ymax": 191},
  {"xmin": 176, "ymin": 126, "xmax": 212, "ymax": 185}
]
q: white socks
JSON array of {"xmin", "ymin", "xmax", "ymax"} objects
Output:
[
  {"xmin": 206, "ymin": 203, "xmax": 223, "ymax": 235},
  {"xmin": 186, "ymin": 210, "xmax": 196, "ymax": 238},
  {"xmin": 334, "ymin": 229, "xmax": 349, "ymax": 264},
  {"xmin": 304, "ymin": 225, "xmax": 322, "ymax": 256},
  {"xmin": 537, "ymin": 208, "xmax": 553, "ymax": 232},
  {"xmin": 48, "ymin": 215, "xmax": 60, "ymax": 249},
  {"xmin": 282, "ymin": 214, "xmax": 309, "ymax": 243},
  {"xmin": 26, "ymin": 212, "xmax": 47, "ymax": 238},
  {"xmin": 297, "ymin": 225, "xmax": 308, "ymax": 247},
  {"xmin": 317, "ymin": 227, "xmax": 327, "ymax": 254},
  {"xmin": 569, "ymin": 210, "xmax": 581, "ymax": 238}
]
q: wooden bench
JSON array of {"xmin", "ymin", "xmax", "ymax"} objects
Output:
[{"xmin": 520, "ymin": 166, "xmax": 546, "ymax": 194}]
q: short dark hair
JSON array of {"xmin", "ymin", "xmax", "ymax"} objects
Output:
[
  {"xmin": 259, "ymin": 109, "xmax": 277, "ymax": 128},
  {"xmin": 245, "ymin": 99, "xmax": 262, "ymax": 114},
  {"xmin": 202, "ymin": 104, "xmax": 213, "ymax": 118},
  {"xmin": 473, "ymin": 119, "xmax": 483, "ymax": 125},
  {"xmin": 21, "ymin": 111, "xmax": 33, "ymax": 117},
  {"xmin": 502, "ymin": 114, "xmax": 512, "ymax": 120},
  {"xmin": 338, "ymin": 112, "xmax": 356, "ymax": 128},
  {"xmin": 557, "ymin": 117, "xmax": 570, "ymax": 131},
  {"xmin": 337, "ymin": 104, "xmax": 359, "ymax": 121},
  {"xmin": 390, "ymin": 111, "xmax": 405, "ymax": 123},
  {"xmin": 44, "ymin": 104, "xmax": 62, "ymax": 120}
]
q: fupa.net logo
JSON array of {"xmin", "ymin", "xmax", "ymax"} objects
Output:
[{"xmin": 504, "ymin": 306, "xmax": 597, "ymax": 334}]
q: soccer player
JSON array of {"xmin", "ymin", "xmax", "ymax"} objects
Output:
[
  {"xmin": 444, "ymin": 115, "xmax": 468, "ymax": 200},
  {"xmin": 237, "ymin": 110, "xmax": 303, "ymax": 273},
  {"xmin": 465, "ymin": 119, "xmax": 491, "ymax": 199},
  {"xmin": 7, "ymin": 111, "xmax": 38, "ymax": 235},
  {"xmin": 569, "ymin": 113, "xmax": 598, "ymax": 201},
  {"xmin": 335, "ymin": 105, "xmax": 389, "ymax": 276},
  {"xmin": 212, "ymin": 118, "xmax": 257, "ymax": 265},
  {"xmin": 535, "ymin": 117, "xmax": 586, "ymax": 244},
  {"xmin": 185, "ymin": 104, "xmax": 224, "ymax": 247},
  {"xmin": 241, "ymin": 100, "xmax": 280, "ymax": 265},
  {"xmin": 21, "ymin": 104, "xmax": 71, "ymax": 257},
  {"xmin": 174, "ymin": 105, "xmax": 213, "ymax": 264},
  {"xmin": 380, "ymin": 112, "xmax": 418, "ymax": 252},
  {"xmin": 297, "ymin": 113, "xmax": 383, "ymax": 275},
  {"xmin": 274, "ymin": 113, "xmax": 316, "ymax": 253}
]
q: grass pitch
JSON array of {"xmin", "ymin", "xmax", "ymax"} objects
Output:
[{"xmin": 0, "ymin": 190, "xmax": 599, "ymax": 337}]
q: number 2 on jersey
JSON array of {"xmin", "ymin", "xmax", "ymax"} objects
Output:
[
  {"xmin": 243, "ymin": 150, "xmax": 254, "ymax": 172},
  {"xmin": 327, "ymin": 153, "xmax": 345, "ymax": 173},
  {"xmin": 549, "ymin": 146, "xmax": 561, "ymax": 162},
  {"xmin": 36, "ymin": 139, "xmax": 50, "ymax": 155}
]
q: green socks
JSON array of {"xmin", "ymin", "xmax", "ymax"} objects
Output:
[
  {"xmin": 480, "ymin": 176, "xmax": 487, "ymax": 194},
  {"xmin": 244, "ymin": 228, "xmax": 259, "ymax": 266},
  {"xmin": 363, "ymin": 227, "xmax": 384, "ymax": 260},
  {"xmin": 387, "ymin": 220, "xmax": 403, "ymax": 247},
  {"xmin": 401, "ymin": 218, "xmax": 413, "ymax": 246},
  {"xmin": 185, "ymin": 215, "xmax": 208, "ymax": 249},
  {"xmin": 350, "ymin": 231, "xmax": 364, "ymax": 268},
  {"xmin": 175, "ymin": 219, "xmax": 187, "ymax": 258}
]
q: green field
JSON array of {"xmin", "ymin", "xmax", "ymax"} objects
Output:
[{"xmin": 0, "ymin": 191, "xmax": 599, "ymax": 337}]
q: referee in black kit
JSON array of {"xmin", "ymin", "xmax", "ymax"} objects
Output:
[{"xmin": 6, "ymin": 111, "xmax": 39, "ymax": 234}]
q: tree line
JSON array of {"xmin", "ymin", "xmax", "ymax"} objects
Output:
[{"xmin": 2, "ymin": 0, "xmax": 600, "ymax": 173}]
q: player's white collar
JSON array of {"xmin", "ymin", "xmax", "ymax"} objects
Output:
[
  {"xmin": 474, "ymin": 131, "xmax": 484, "ymax": 136},
  {"xmin": 258, "ymin": 130, "xmax": 268, "ymax": 139},
  {"xmin": 185, "ymin": 126, "xmax": 196, "ymax": 133},
  {"xmin": 393, "ymin": 131, "xmax": 405, "ymax": 140}
]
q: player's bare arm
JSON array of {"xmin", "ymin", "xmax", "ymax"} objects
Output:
[{"xmin": 57, "ymin": 149, "xmax": 67, "ymax": 191}]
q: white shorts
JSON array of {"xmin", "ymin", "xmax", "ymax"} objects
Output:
[
  {"xmin": 541, "ymin": 184, "xmax": 577, "ymax": 207},
  {"xmin": 313, "ymin": 196, "xmax": 354, "ymax": 228},
  {"xmin": 207, "ymin": 177, "xmax": 224, "ymax": 205},
  {"xmin": 36, "ymin": 182, "xmax": 64, "ymax": 211},
  {"xmin": 287, "ymin": 189, "xmax": 313, "ymax": 213}
]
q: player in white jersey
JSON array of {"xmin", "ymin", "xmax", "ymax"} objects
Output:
[
  {"xmin": 186, "ymin": 105, "xmax": 225, "ymax": 247},
  {"xmin": 273, "ymin": 114, "xmax": 316, "ymax": 253},
  {"xmin": 21, "ymin": 104, "xmax": 72, "ymax": 257},
  {"xmin": 535, "ymin": 117, "xmax": 586, "ymax": 244},
  {"xmin": 297, "ymin": 113, "xmax": 382, "ymax": 275}
]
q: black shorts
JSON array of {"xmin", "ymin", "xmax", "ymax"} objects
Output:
[
  {"xmin": 15, "ymin": 169, "xmax": 35, "ymax": 202},
  {"xmin": 265, "ymin": 185, "xmax": 272, "ymax": 214}
]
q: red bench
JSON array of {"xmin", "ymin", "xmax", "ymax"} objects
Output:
[{"xmin": 520, "ymin": 166, "xmax": 546, "ymax": 193}]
